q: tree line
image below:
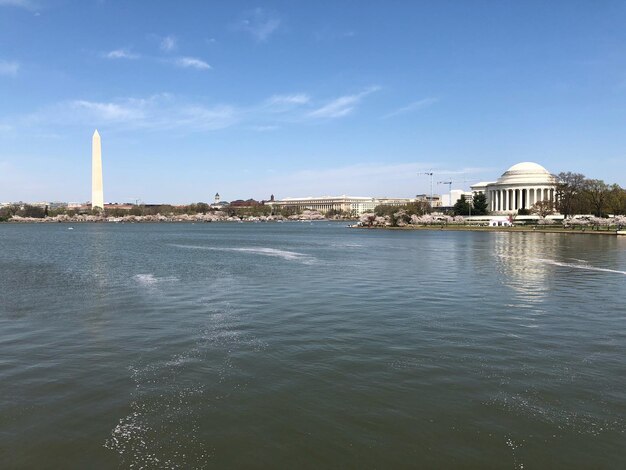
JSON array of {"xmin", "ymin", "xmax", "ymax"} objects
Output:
[
  {"xmin": 372, "ymin": 194, "xmax": 490, "ymax": 218},
  {"xmin": 0, "ymin": 202, "xmax": 304, "ymax": 221},
  {"xmin": 556, "ymin": 172, "xmax": 625, "ymax": 217}
]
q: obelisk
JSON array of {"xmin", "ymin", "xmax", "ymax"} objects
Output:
[{"xmin": 91, "ymin": 129, "xmax": 104, "ymax": 210}]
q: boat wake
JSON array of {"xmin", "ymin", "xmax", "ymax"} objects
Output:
[
  {"xmin": 171, "ymin": 244, "xmax": 316, "ymax": 264},
  {"xmin": 531, "ymin": 258, "xmax": 626, "ymax": 276}
]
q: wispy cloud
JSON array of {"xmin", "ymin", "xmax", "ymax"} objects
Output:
[
  {"xmin": 0, "ymin": 60, "xmax": 19, "ymax": 76},
  {"xmin": 174, "ymin": 57, "xmax": 211, "ymax": 70},
  {"xmin": 103, "ymin": 49, "xmax": 139, "ymax": 60},
  {"xmin": 236, "ymin": 8, "xmax": 281, "ymax": 42},
  {"xmin": 308, "ymin": 87, "xmax": 380, "ymax": 119},
  {"xmin": 160, "ymin": 35, "xmax": 177, "ymax": 52},
  {"xmin": 6, "ymin": 86, "xmax": 381, "ymax": 134},
  {"xmin": 313, "ymin": 28, "xmax": 357, "ymax": 42},
  {"xmin": 0, "ymin": 0, "xmax": 37, "ymax": 9},
  {"xmin": 15, "ymin": 94, "xmax": 239, "ymax": 132},
  {"xmin": 72, "ymin": 99, "xmax": 147, "ymax": 122},
  {"xmin": 251, "ymin": 162, "xmax": 435, "ymax": 198},
  {"xmin": 166, "ymin": 105, "xmax": 238, "ymax": 130},
  {"xmin": 250, "ymin": 125, "xmax": 279, "ymax": 132},
  {"xmin": 75, "ymin": 97, "xmax": 236, "ymax": 130},
  {"xmin": 382, "ymin": 97, "xmax": 439, "ymax": 119},
  {"xmin": 266, "ymin": 94, "xmax": 310, "ymax": 105},
  {"xmin": 250, "ymin": 163, "xmax": 495, "ymax": 199},
  {"xmin": 102, "ymin": 45, "xmax": 212, "ymax": 71}
]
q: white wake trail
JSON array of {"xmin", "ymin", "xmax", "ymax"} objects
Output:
[{"xmin": 531, "ymin": 258, "xmax": 626, "ymax": 276}]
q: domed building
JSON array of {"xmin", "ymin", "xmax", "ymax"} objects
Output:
[{"xmin": 471, "ymin": 162, "xmax": 558, "ymax": 214}]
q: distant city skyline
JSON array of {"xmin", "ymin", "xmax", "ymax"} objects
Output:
[{"xmin": 2, "ymin": 1, "xmax": 626, "ymax": 203}]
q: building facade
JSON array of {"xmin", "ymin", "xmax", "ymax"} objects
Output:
[
  {"xmin": 266, "ymin": 196, "xmax": 422, "ymax": 215},
  {"xmin": 441, "ymin": 190, "xmax": 473, "ymax": 207},
  {"xmin": 471, "ymin": 162, "xmax": 558, "ymax": 214}
]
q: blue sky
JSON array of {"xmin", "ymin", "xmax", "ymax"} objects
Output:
[{"xmin": 1, "ymin": 0, "xmax": 626, "ymax": 203}]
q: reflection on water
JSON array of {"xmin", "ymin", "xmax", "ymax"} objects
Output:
[{"xmin": 493, "ymin": 232, "xmax": 561, "ymax": 302}]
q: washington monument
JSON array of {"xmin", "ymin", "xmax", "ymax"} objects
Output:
[{"xmin": 91, "ymin": 129, "xmax": 104, "ymax": 209}]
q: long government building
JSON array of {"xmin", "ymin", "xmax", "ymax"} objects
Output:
[{"xmin": 265, "ymin": 196, "xmax": 441, "ymax": 216}]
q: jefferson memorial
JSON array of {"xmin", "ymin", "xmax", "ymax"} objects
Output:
[{"xmin": 471, "ymin": 162, "xmax": 558, "ymax": 214}]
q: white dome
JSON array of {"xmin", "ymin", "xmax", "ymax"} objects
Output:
[
  {"xmin": 496, "ymin": 161, "xmax": 556, "ymax": 185},
  {"xmin": 506, "ymin": 162, "xmax": 549, "ymax": 173}
]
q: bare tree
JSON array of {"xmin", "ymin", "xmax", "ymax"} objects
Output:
[
  {"xmin": 606, "ymin": 184, "xmax": 626, "ymax": 215},
  {"xmin": 583, "ymin": 179, "xmax": 609, "ymax": 217},
  {"xmin": 556, "ymin": 172, "xmax": 586, "ymax": 216}
]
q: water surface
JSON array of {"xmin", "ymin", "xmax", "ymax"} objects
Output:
[{"xmin": 1, "ymin": 223, "xmax": 625, "ymax": 468}]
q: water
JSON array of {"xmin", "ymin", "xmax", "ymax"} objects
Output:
[{"xmin": 1, "ymin": 223, "xmax": 625, "ymax": 468}]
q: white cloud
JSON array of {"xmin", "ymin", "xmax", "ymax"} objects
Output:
[
  {"xmin": 382, "ymin": 97, "xmax": 439, "ymax": 119},
  {"xmin": 0, "ymin": 60, "xmax": 19, "ymax": 76},
  {"xmin": 104, "ymin": 49, "xmax": 139, "ymax": 60},
  {"xmin": 236, "ymin": 8, "xmax": 281, "ymax": 42},
  {"xmin": 175, "ymin": 57, "xmax": 211, "ymax": 70},
  {"xmin": 160, "ymin": 35, "xmax": 177, "ymax": 52},
  {"xmin": 308, "ymin": 87, "xmax": 380, "ymax": 119}
]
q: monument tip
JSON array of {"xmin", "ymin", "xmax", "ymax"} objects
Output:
[{"xmin": 93, "ymin": 129, "xmax": 100, "ymax": 137}]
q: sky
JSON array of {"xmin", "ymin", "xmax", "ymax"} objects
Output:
[{"xmin": 1, "ymin": 0, "xmax": 626, "ymax": 204}]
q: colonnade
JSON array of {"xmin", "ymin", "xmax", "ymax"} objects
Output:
[{"xmin": 487, "ymin": 187, "xmax": 555, "ymax": 212}]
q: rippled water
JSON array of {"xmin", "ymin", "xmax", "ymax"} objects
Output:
[{"xmin": 1, "ymin": 223, "xmax": 625, "ymax": 468}]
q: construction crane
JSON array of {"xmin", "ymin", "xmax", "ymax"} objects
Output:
[
  {"xmin": 437, "ymin": 178, "xmax": 473, "ymax": 189},
  {"xmin": 437, "ymin": 179, "xmax": 474, "ymax": 209},
  {"xmin": 419, "ymin": 171, "xmax": 435, "ymax": 209},
  {"xmin": 437, "ymin": 180, "xmax": 453, "ymax": 194}
]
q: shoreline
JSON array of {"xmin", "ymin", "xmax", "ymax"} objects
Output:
[
  {"xmin": 1, "ymin": 218, "xmax": 348, "ymax": 225},
  {"xmin": 0, "ymin": 212, "xmax": 342, "ymax": 224},
  {"xmin": 1, "ymin": 219, "xmax": 339, "ymax": 224},
  {"xmin": 2, "ymin": 219, "xmax": 622, "ymax": 235},
  {"xmin": 353, "ymin": 225, "xmax": 622, "ymax": 235}
]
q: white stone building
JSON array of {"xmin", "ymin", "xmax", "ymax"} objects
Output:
[
  {"xmin": 471, "ymin": 162, "xmax": 558, "ymax": 214},
  {"xmin": 266, "ymin": 195, "xmax": 421, "ymax": 215},
  {"xmin": 441, "ymin": 190, "xmax": 473, "ymax": 207},
  {"xmin": 266, "ymin": 196, "xmax": 376, "ymax": 215}
]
